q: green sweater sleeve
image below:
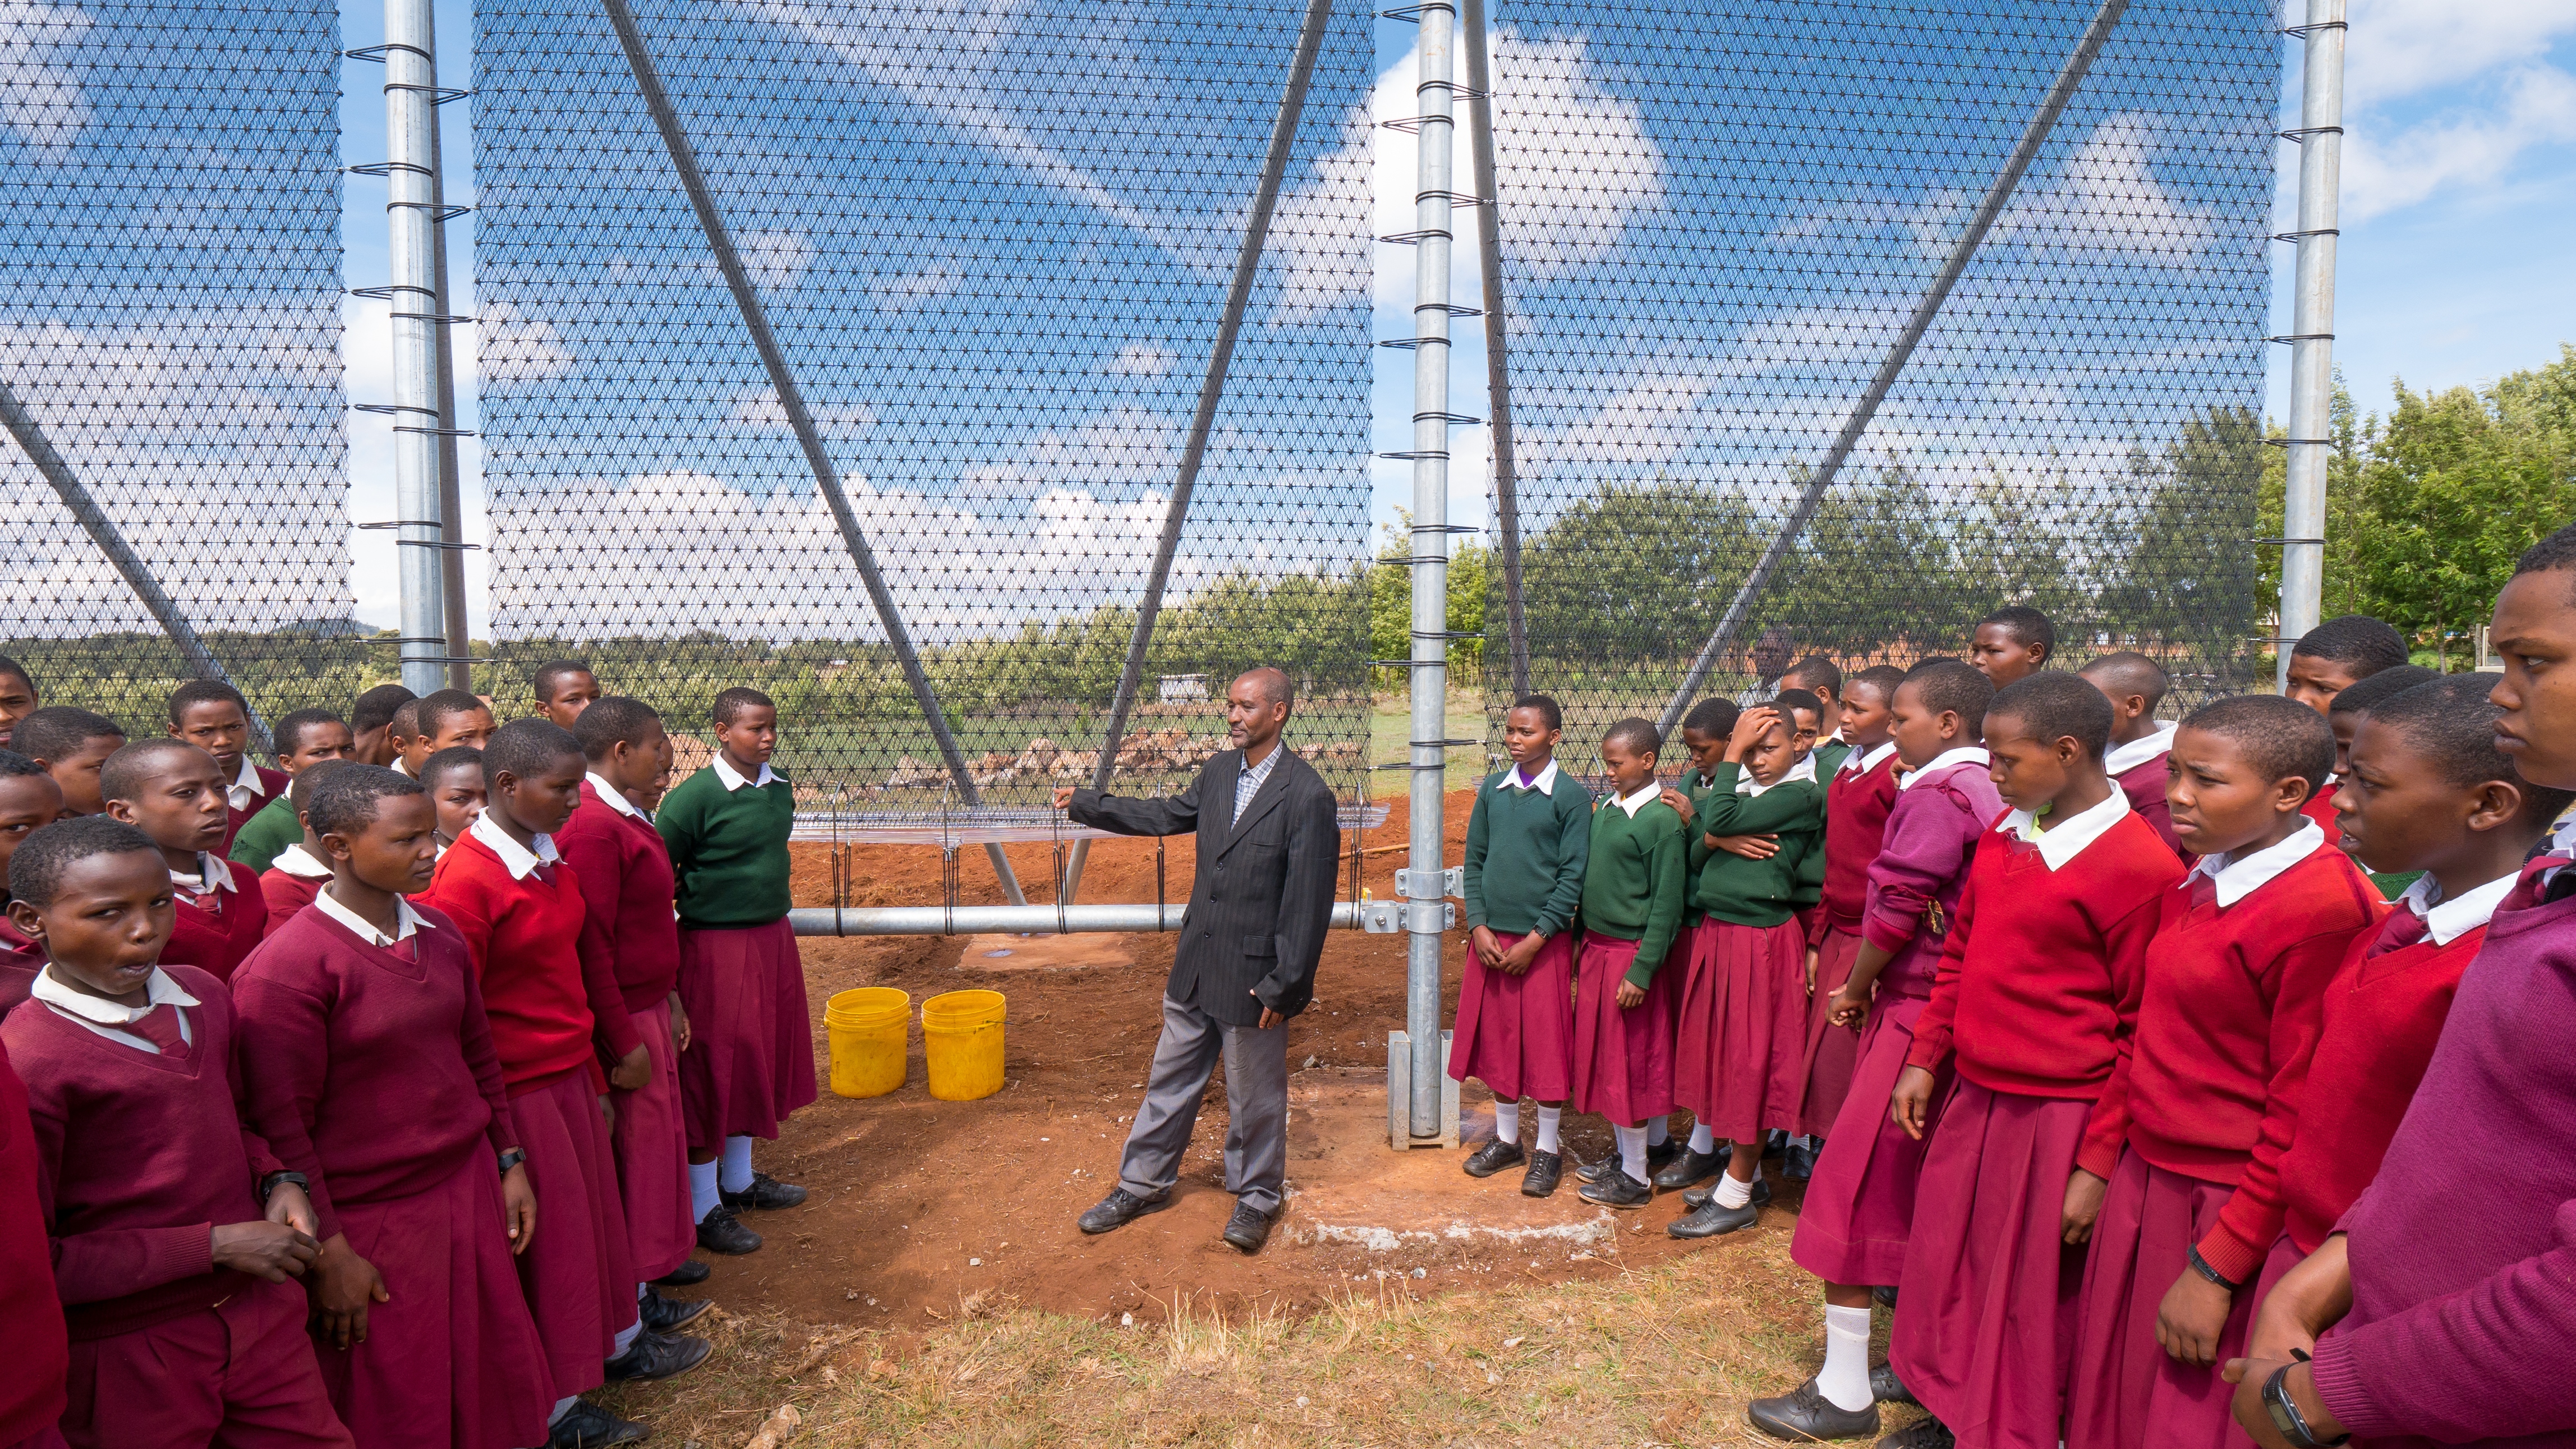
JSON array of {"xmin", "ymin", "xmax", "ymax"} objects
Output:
[
  {"xmin": 1695, "ymin": 763, "xmax": 1827, "ymax": 839},
  {"xmin": 1461, "ymin": 781, "xmax": 1494, "ymax": 930},
  {"xmin": 1625, "ymin": 807, "xmax": 1688, "ymax": 988},
  {"xmin": 1535, "ymin": 781, "xmax": 1590, "ymax": 939}
]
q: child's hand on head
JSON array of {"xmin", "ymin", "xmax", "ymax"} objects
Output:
[{"xmin": 1729, "ymin": 707, "xmax": 1778, "ymax": 758}]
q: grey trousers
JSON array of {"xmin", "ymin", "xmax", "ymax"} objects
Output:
[{"xmin": 1116, "ymin": 993, "xmax": 1289, "ymax": 1217}]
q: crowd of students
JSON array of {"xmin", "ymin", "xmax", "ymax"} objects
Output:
[
  {"xmin": 0, "ymin": 664, "xmax": 815, "ymax": 1448},
  {"xmin": 1451, "ymin": 532, "xmax": 2576, "ymax": 1447}
]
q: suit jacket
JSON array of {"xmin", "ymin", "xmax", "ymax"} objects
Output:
[{"xmin": 1070, "ymin": 746, "xmax": 1340, "ymax": 1028}]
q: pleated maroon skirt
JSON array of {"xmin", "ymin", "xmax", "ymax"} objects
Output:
[
  {"xmin": 509, "ymin": 1068, "xmax": 638, "ymax": 1400},
  {"xmin": 2066, "ymin": 1151, "xmax": 2254, "ymax": 1449},
  {"xmin": 611, "ymin": 999, "xmax": 697, "ymax": 1281},
  {"xmin": 317, "ymin": 1153, "xmax": 555, "ymax": 1449},
  {"xmin": 677, "ymin": 918, "xmax": 818, "ymax": 1148},
  {"xmin": 1571, "ymin": 935, "xmax": 1675, "ymax": 1125},
  {"xmin": 1448, "ymin": 929, "xmax": 1576, "ymax": 1103},
  {"xmin": 1672, "ymin": 917, "xmax": 1806, "ymax": 1143},
  {"xmin": 1790, "ymin": 993, "xmax": 1947, "ymax": 1288},
  {"xmin": 1796, "ymin": 926, "xmax": 1865, "ymax": 1137},
  {"xmin": 1889, "ymin": 1079, "xmax": 2092, "ymax": 1449}
]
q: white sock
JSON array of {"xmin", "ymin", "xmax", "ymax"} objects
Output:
[
  {"xmin": 1819, "ymin": 1304, "xmax": 1874, "ymax": 1411},
  {"xmin": 690, "ymin": 1160, "xmax": 720, "ymax": 1222},
  {"xmin": 1534, "ymin": 1106, "xmax": 1562, "ymax": 1154},
  {"xmin": 611, "ymin": 1319, "xmax": 642, "ymax": 1357},
  {"xmin": 1689, "ymin": 1123, "xmax": 1715, "ymax": 1154},
  {"xmin": 1715, "ymin": 1168, "xmax": 1756, "ymax": 1209},
  {"xmin": 549, "ymin": 1397, "xmax": 579, "ymax": 1426},
  {"xmin": 1493, "ymin": 1100, "xmax": 1521, "ymax": 1147},
  {"xmin": 1615, "ymin": 1124, "xmax": 1647, "ymax": 1185},
  {"xmin": 720, "ymin": 1135, "xmax": 755, "ymax": 1193},
  {"xmin": 1646, "ymin": 1115, "xmax": 1669, "ymax": 1148}
]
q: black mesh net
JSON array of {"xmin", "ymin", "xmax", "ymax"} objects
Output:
[
  {"xmin": 470, "ymin": 0, "xmax": 1377, "ymax": 822},
  {"xmin": 1480, "ymin": 0, "xmax": 2279, "ymax": 766},
  {"xmin": 0, "ymin": 0, "xmax": 352, "ymax": 736}
]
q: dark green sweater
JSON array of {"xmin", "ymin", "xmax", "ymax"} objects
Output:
[
  {"xmin": 227, "ymin": 792, "xmax": 303, "ymax": 875},
  {"xmin": 1813, "ymin": 738, "xmax": 1851, "ymax": 778},
  {"xmin": 657, "ymin": 763, "xmax": 796, "ymax": 928},
  {"xmin": 1688, "ymin": 762, "xmax": 1825, "ymax": 928},
  {"xmin": 1580, "ymin": 793, "xmax": 1689, "ymax": 989},
  {"xmin": 1461, "ymin": 765, "xmax": 1593, "ymax": 938},
  {"xmin": 1669, "ymin": 766, "xmax": 1721, "ymax": 925}
]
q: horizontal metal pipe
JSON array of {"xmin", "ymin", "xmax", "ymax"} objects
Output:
[{"xmin": 788, "ymin": 901, "xmax": 1370, "ymax": 937}]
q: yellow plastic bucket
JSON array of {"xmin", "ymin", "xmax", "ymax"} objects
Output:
[
  {"xmin": 919, "ymin": 989, "xmax": 1006, "ymax": 1102},
  {"xmin": 824, "ymin": 987, "xmax": 909, "ymax": 1099}
]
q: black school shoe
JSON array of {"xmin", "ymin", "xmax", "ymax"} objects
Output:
[
  {"xmin": 1222, "ymin": 1202, "xmax": 1275, "ymax": 1254},
  {"xmin": 1462, "ymin": 1139, "xmax": 1526, "ymax": 1178},
  {"xmin": 639, "ymin": 1285, "xmax": 711, "ymax": 1333},
  {"xmin": 720, "ymin": 1172, "xmax": 807, "ymax": 1212},
  {"xmin": 1521, "ymin": 1149, "xmax": 1564, "ymax": 1198},
  {"xmin": 1575, "ymin": 1136, "xmax": 1679, "ymax": 1184},
  {"xmin": 604, "ymin": 1328, "xmax": 712, "ymax": 1383},
  {"xmin": 1668, "ymin": 1194, "xmax": 1760, "ymax": 1239},
  {"xmin": 1683, "ymin": 1175, "xmax": 1773, "ymax": 1211},
  {"xmin": 1746, "ymin": 1378, "xmax": 1879, "ymax": 1441},
  {"xmin": 547, "ymin": 1400, "xmax": 648, "ymax": 1447},
  {"xmin": 1786, "ymin": 1138, "xmax": 1820, "ymax": 1181},
  {"xmin": 696, "ymin": 1204, "xmax": 762, "ymax": 1255},
  {"xmin": 1651, "ymin": 1145, "xmax": 1727, "ymax": 1190},
  {"xmin": 652, "ymin": 1258, "xmax": 711, "ymax": 1287},
  {"xmin": 1873, "ymin": 1360, "xmax": 1917, "ymax": 1405},
  {"xmin": 1576, "ymin": 1164, "xmax": 1653, "ymax": 1208},
  {"xmin": 1077, "ymin": 1186, "xmax": 1171, "ymax": 1235},
  {"xmin": 1878, "ymin": 1415, "xmax": 1955, "ymax": 1447}
]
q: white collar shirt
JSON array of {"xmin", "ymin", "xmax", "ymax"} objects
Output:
[
  {"xmin": 2192, "ymin": 818, "xmax": 2329, "ymax": 908},
  {"xmin": 1610, "ymin": 781, "xmax": 1663, "ymax": 818},
  {"xmin": 1898, "ymin": 746, "xmax": 1990, "ymax": 791},
  {"xmin": 172, "ymin": 853, "xmax": 231, "ymax": 897},
  {"xmin": 2003, "ymin": 785, "xmax": 2132, "ymax": 872},
  {"xmin": 227, "ymin": 755, "xmax": 269, "ymax": 815},
  {"xmin": 586, "ymin": 771, "xmax": 647, "ymax": 821},
  {"xmin": 1842, "ymin": 740, "xmax": 1899, "ymax": 776},
  {"xmin": 468, "ymin": 811, "xmax": 560, "ymax": 881},
  {"xmin": 311, "ymin": 888, "xmax": 427, "ymax": 947},
  {"xmin": 33, "ymin": 965, "xmax": 197, "ymax": 1051},
  {"xmin": 2103, "ymin": 721, "xmax": 2179, "ymax": 777},
  {"xmin": 2396, "ymin": 870, "xmax": 2517, "ymax": 947},
  {"xmin": 1504, "ymin": 759, "xmax": 1560, "ymax": 795},
  {"xmin": 271, "ymin": 843, "xmax": 332, "ymax": 880},
  {"xmin": 1737, "ymin": 752, "xmax": 1818, "ymax": 798},
  {"xmin": 710, "ymin": 755, "xmax": 777, "ymax": 792}
]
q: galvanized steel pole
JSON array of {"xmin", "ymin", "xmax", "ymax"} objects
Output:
[
  {"xmin": 2276, "ymin": 0, "xmax": 2343, "ymax": 686},
  {"xmin": 382, "ymin": 0, "xmax": 452, "ymax": 698}
]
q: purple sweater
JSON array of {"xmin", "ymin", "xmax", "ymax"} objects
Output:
[
  {"xmin": 2308, "ymin": 882, "xmax": 2576, "ymax": 1445},
  {"xmin": 1858, "ymin": 760, "xmax": 2002, "ymax": 1000}
]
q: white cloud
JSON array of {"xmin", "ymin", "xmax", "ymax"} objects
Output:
[
  {"xmin": 870, "ymin": 264, "xmax": 964, "ymax": 311},
  {"xmin": 2341, "ymin": 64, "xmax": 2576, "ymax": 220},
  {"xmin": 2308, "ymin": 0, "xmax": 2576, "ymax": 221},
  {"xmin": 1484, "ymin": 27, "xmax": 1667, "ymax": 278},
  {"xmin": 479, "ymin": 300, "xmax": 576, "ymax": 381},
  {"xmin": 1107, "ymin": 342, "xmax": 1177, "ymax": 377},
  {"xmin": 725, "ymin": 384, "xmax": 876, "ymax": 438},
  {"xmin": 1997, "ymin": 114, "xmax": 2218, "ymax": 262},
  {"xmin": 2341, "ymin": 0, "xmax": 2576, "ymax": 110},
  {"xmin": 738, "ymin": 228, "xmax": 817, "ymax": 292},
  {"xmin": 0, "ymin": 0, "xmax": 91, "ymax": 161}
]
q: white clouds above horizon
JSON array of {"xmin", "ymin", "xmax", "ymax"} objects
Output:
[
  {"xmin": 0, "ymin": 0, "xmax": 92, "ymax": 161},
  {"xmin": 2332, "ymin": 0, "xmax": 2576, "ymax": 221}
]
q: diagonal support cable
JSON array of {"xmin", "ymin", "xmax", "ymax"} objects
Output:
[
  {"xmin": 1460, "ymin": 0, "xmax": 1527, "ymax": 699},
  {"xmin": 600, "ymin": 0, "xmax": 1026, "ymax": 903}
]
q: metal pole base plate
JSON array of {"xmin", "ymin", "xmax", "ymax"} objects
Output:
[{"xmin": 1384, "ymin": 1030, "xmax": 1459, "ymax": 1150}]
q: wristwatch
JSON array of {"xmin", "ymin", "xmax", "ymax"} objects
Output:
[
  {"xmin": 256, "ymin": 1170, "xmax": 308, "ymax": 1203},
  {"xmin": 496, "ymin": 1148, "xmax": 527, "ymax": 1176},
  {"xmin": 2262, "ymin": 1364, "xmax": 2349, "ymax": 1447},
  {"xmin": 2187, "ymin": 1244, "xmax": 2240, "ymax": 1290}
]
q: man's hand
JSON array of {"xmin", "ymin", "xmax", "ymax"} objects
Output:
[
  {"xmin": 2224, "ymin": 1358, "xmax": 2345, "ymax": 1449},
  {"xmin": 1659, "ymin": 785, "xmax": 1695, "ymax": 825},
  {"xmin": 1889, "ymin": 1065, "xmax": 1938, "ymax": 1140},
  {"xmin": 1828, "ymin": 980, "xmax": 1871, "ymax": 1027},
  {"xmin": 265, "ymin": 1180, "xmax": 318, "ymax": 1238},
  {"xmin": 2155, "ymin": 1267, "xmax": 2235, "ymax": 1366},
  {"xmin": 2245, "ymin": 1235, "xmax": 2350, "ymax": 1363},
  {"xmin": 2062, "ymin": 1169, "xmax": 2109, "ymax": 1245},
  {"xmin": 1252, "ymin": 991, "xmax": 1284, "ymax": 1031},
  {"xmin": 608, "ymin": 1042, "xmax": 652, "ymax": 1093},
  {"xmin": 212, "ymin": 1220, "xmax": 321, "ymax": 1282},
  {"xmin": 1469, "ymin": 924, "xmax": 1505, "ymax": 968},
  {"xmin": 1710, "ymin": 833, "xmax": 1780, "ymax": 860},
  {"xmin": 668, "ymin": 992, "xmax": 691, "ymax": 1053},
  {"xmin": 1052, "ymin": 785, "xmax": 1076, "ymax": 811},
  {"xmin": 1615, "ymin": 979, "xmax": 1645, "ymax": 1009},
  {"xmin": 500, "ymin": 1162, "xmax": 536, "ymax": 1255},
  {"xmin": 311, "ymin": 1232, "xmax": 389, "ymax": 1349},
  {"xmin": 1498, "ymin": 932, "xmax": 1546, "ymax": 977}
]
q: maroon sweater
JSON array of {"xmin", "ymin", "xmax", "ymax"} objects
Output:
[
  {"xmin": 0, "ymin": 1039, "xmax": 68, "ymax": 1443},
  {"xmin": 1818, "ymin": 747, "xmax": 1900, "ymax": 933},
  {"xmin": 555, "ymin": 781, "xmax": 682, "ymax": 1061},
  {"xmin": 162, "ymin": 857, "xmax": 269, "ymax": 986},
  {"xmin": 2, "ymin": 964, "xmax": 286, "ymax": 1338},
  {"xmin": 229, "ymin": 904, "xmax": 519, "ymax": 1241},
  {"xmin": 0, "ymin": 916, "xmax": 38, "ymax": 1015},
  {"xmin": 257, "ymin": 853, "xmax": 330, "ymax": 935},
  {"xmin": 2112, "ymin": 754, "xmax": 2181, "ymax": 856},
  {"xmin": 2085, "ymin": 842, "xmax": 2384, "ymax": 1281},
  {"xmin": 417, "ymin": 834, "xmax": 600, "ymax": 1094}
]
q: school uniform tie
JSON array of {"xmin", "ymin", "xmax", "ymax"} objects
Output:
[
  {"xmin": 2187, "ymin": 872, "xmax": 2220, "ymax": 913},
  {"xmin": 2365, "ymin": 907, "xmax": 2431, "ymax": 959},
  {"xmin": 126, "ymin": 1002, "xmax": 188, "ymax": 1056},
  {"xmin": 530, "ymin": 861, "xmax": 556, "ymax": 887}
]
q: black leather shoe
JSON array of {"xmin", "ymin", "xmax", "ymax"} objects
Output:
[
  {"xmin": 1872, "ymin": 1360, "xmax": 1916, "ymax": 1405},
  {"xmin": 1873, "ymin": 1283, "xmax": 1898, "ymax": 1309},
  {"xmin": 639, "ymin": 1285, "xmax": 710, "ymax": 1333},
  {"xmin": 720, "ymin": 1172, "xmax": 807, "ymax": 1212},
  {"xmin": 547, "ymin": 1399, "xmax": 648, "ymax": 1447},
  {"xmin": 1646, "ymin": 1135, "xmax": 1680, "ymax": 1169},
  {"xmin": 1652, "ymin": 1146, "xmax": 1726, "ymax": 1190},
  {"xmin": 1786, "ymin": 1138, "xmax": 1820, "ymax": 1180},
  {"xmin": 603, "ymin": 1328, "xmax": 711, "ymax": 1383},
  {"xmin": 1577, "ymin": 1165, "xmax": 1652, "ymax": 1208},
  {"xmin": 1221, "ymin": 1202, "xmax": 1273, "ymax": 1253},
  {"xmin": 1463, "ymin": 1139, "xmax": 1526, "ymax": 1178},
  {"xmin": 1077, "ymin": 1186, "xmax": 1171, "ymax": 1235},
  {"xmin": 1746, "ymin": 1377, "xmax": 1879, "ymax": 1441},
  {"xmin": 1575, "ymin": 1152, "xmax": 1614, "ymax": 1184},
  {"xmin": 1668, "ymin": 1194, "xmax": 1760, "ymax": 1238},
  {"xmin": 1879, "ymin": 1415, "xmax": 1955, "ymax": 1447},
  {"xmin": 696, "ymin": 1204, "xmax": 761, "ymax": 1255},
  {"xmin": 652, "ymin": 1258, "xmax": 710, "ymax": 1287},
  {"xmin": 1764, "ymin": 1128, "xmax": 1789, "ymax": 1158},
  {"xmin": 1521, "ymin": 1149, "xmax": 1563, "ymax": 1198},
  {"xmin": 1683, "ymin": 1175, "xmax": 1773, "ymax": 1211}
]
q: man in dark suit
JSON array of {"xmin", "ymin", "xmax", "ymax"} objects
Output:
[{"xmin": 1052, "ymin": 666, "xmax": 1339, "ymax": 1253}]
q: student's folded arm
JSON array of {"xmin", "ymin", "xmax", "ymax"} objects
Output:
[
  {"xmin": 1069, "ymin": 770, "xmax": 1202, "ymax": 838},
  {"xmin": 1623, "ymin": 822, "xmax": 1688, "ymax": 990},
  {"xmin": 1254, "ymin": 790, "xmax": 1340, "ymax": 1012},
  {"xmin": 1700, "ymin": 781, "xmax": 1823, "ymax": 839},
  {"xmin": 2306, "ymin": 1197, "xmax": 2576, "ymax": 1443},
  {"xmin": 452, "ymin": 962, "xmax": 521, "ymax": 1157},
  {"xmin": 2201, "ymin": 929, "xmax": 2353, "ymax": 1285},
  {"xmin": 1859, "ymin": 798, "xmax": 1956, "ymax": 955},
  {"xmin": 1460, "ymin": 790, "xmax": 1490, "ymax": 930},
  {"xmin": 1903, "ymin": 871, "xmax": 1981, "ymax": 1071},
  {"xmin": 1534, "ymin": 788, "xmax": 1590, "ymax": 939},
  {"xmin": 228, "ymin": 975, "xmax": 340, "ymax": 1239},
  {"xmin": 2074, "ymin": 897, "xmax": 2163, "ymax": 1178}
]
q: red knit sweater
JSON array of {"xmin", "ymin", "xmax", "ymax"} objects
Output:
[
  {"xmin": 555, "ymin": 781, "xmax": 683, "ymax": 1060},
  {"xmin": 257, "ymin": 863, "xmax": 326, "ymax": 935},
  {"xmin": 162, "ymin": 856, "xmax": 269, "ymax": 985},
  {"xmin": 2301, "ymin": 781, "xmax": 2341, "ymax": 835},
  {"xmin": 229, "ymin": 904, "xmax": 520, "ymax": 1241},
  {"xmin": 0, "ymin": 918, "xmax": 36, "ymax": 1015},
  {"xmin": 2112, "ymin": 753, "xmax": 2181, "ymax": 856},
  {"xmin": 1908, "ymin": 813, "xmax": 2183, "ymax": 1139},
  {"xmin": 219, "ymin": 763, "xmax": 289, "ymax": 854},
  {"xmin": 2278, "ymin": 920, "xmax": 2485, "ymax": 1256},
  {"xmin": 416, "ymin": 833, "xmax": 600, "ymax": 1094},
  {"xmin": 0, "ymin": 1040, "xmax": 69, "ymax": 1443},
  {"xmin": 2085, "ymin": 844, "xmax": 2384, "ymax": 1281},
  {"xmin": 1818, "ymin": 748, "xmax": 1900, "ymax": 932},
  {"xmin": 1, "ymin": 964, "xmax": 287, "ymax": 1338}
]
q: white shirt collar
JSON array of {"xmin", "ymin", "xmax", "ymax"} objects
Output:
[
  {"xmin": 391, "ymin": 754, "xmax": 416, "ymax": 778},
  {"xmin": 311, "ymin": 887, "xmax": 427, "ymax": 946},
  {"xmin": 468, "ymin": 810, "xmax": 561, "ymax": 881},
  {"xmin": 227, "ymin": 755, "xmax": 268, "ymax": 811},
  {"xmin": 34, "ymin": 965, "xmax": 198, "ymax": 1051},
  {"xmin": 1609, "ymin": 780, "xmax": 1662, "ymax": 818},
  {"xmin": 2396, "ymin": 870, "xmax": 2518, "ymax": 947},
  {"xmin": 2550, "ymin": 813, "xmax": 2576, "ymax": 857},
  {"xmin": 587, "ymin": 771, "xmax": 647, "ymax": 820},
  {"xmin": 711, "ymin": 754, "xmax": 777, "ymax": 792},
  {"xmin": 1841, "ymin": 740, "xmax": 1899, "ymax": 776},
  {"xmin": 2102, "ymin": 720, "xmax": 2179, "ymax": 777},
  {"xmin": 2003, "ymin": 785, "xmax": 2132, "ymax": 871},
  {"xmin": 2191, "ymin": 818, "xmax": 2330, "ymax": 908},
  {"xmin": 1737, "ymin": 751, "xmax": 1818, "ymax": 797},
  {"xmin": 172, "ymin": 853, "xmax": 232, "ymax": 895},
  {"xmin": 1898, "ymin": 746, "xmax": 1989, "ymax": 790},
  {"xmin": 271, "ymin": 843, "xmax": 332, "ymax": 879},
  {"xmin": 1503, "ymin": 758, "xmax": 1559, "ymax": 795}
]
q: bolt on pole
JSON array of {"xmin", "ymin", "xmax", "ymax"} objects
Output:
[
  {"xmin": 383, "ymin": 0, "xmax": 452, "ymax": 698},
  {"xmin": 1405, "ymin": 0, "xmax": 1458, "ymax": 1142},
  {"xmin": 2276, "ymin": 0, "xmax": 2343, "ymax": 687}
]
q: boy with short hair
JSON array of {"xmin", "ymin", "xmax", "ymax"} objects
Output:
[
  {"xmin": 1569, "ymin": 717, "xmax": 1689, "ymax": 1208},
  {"xmin": 349, "ymin": 683, "xmax": 416, "ymax": 768},
  {"xmin": 533, "ymin": 661, "xmax": 601, "ymax": 729},
  {"xmin": 101, "ymin": 740, "xmax": 269, "ymax": 983},
  {"xmin": 231, "ymin": 765, "xmax": 557, "ymax": 1449},
  {"xmin": 256, "ymin": 760, "xmax": 358, "ymax": 932},
  {"xmin": 421, "ymin": 746, "xmax": 490, "ymax": 854},
  {"xmin": 4, "ymin": 815, "xmax": 348, "ymax": 1448},
  {"xmin": 396, "ymin": 691, "xmax": 498, "ymax": 777},
  {"xmin": 0, "ymin": 750, "xmax": 65, "ymax": 1011},
  {"xmin": 0, "ymin": 656, "xmax": 36, "ymax": 752},
  {"xmin": 1885, "ymin": 671, "xmax": 2186, "ymax": 1449},
  {"xmin": 1792, "ymin": 664, "xmax": 1905, "ymax": 1167},
  {"xmin": 167, "ymin": 679, "xmax": 286, "ymax": 854},
  {"xmin": 2064, "ymin": 696, "xmax": 2382, "ymax": 1448},
  {"xmin": 15, "ymin": 706, "xmax": 124, "ymax": 817},
  {"xmin": 2315, "ymin": 664, "xmax": 2438, "ymax": 862},
  {"xmin": 2280, "ymin": 613, "xmax": 2409, "ymax": 716},
  {"xmin": 2078, "ymin": 651, "xmax": 2182, "ymax": 856},
  {"xmin": 1970, "ymin": 605, "xmax": 2055, "ymax": 688},
  {"xmin": 228, "ymin": 707, "xmax": 356, "ymax": 875},
  {"xmin": 1783, "ymin": 656, "xmax": 1847, "ymax": 765}
]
